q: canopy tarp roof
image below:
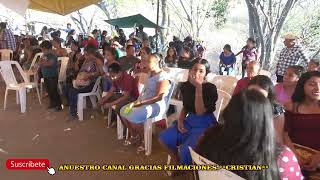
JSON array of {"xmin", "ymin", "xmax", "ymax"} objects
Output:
[
  {"xmin": 105, "ymin": 14, "xmax": 161, "ymax": 29},
  {"xmin": 0, "ymin": 0, "xmax": 100, "ymax": 16}
]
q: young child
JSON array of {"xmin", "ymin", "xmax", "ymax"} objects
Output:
[
  {"xmin": 236, "ymin": 38, "xmax": 258, "ymax": 77},
  {"xmin": 39, "ymin": 41, "xmax": 62, "ymax": 111},
  {"xmin": 307, "ymin": 59, "xmax": 320, "ymax": 72}
]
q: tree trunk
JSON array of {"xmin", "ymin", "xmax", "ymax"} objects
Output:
[{"xmin": 160, "ymin": 0, "xmax": 168, "ymax": 46}]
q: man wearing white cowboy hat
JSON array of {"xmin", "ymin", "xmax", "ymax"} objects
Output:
[{"xmin": 275, "ymin": 32, "xmax": 309, "ymax": 82}]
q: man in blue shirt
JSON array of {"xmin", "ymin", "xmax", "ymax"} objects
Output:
[{"xmin": 39, "ymin": 41, "xmax": 62, "ymax": 111}]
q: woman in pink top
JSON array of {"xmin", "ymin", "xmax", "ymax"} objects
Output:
[{"xmin": 275, "ymin": 66, "xmax": 304, "ymax": 105}]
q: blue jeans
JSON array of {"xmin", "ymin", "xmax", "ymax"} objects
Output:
[
  {"xmin": 159, "ymin": 113, "xmax": 216, "ymax": 165},
  {"xmin": 68, "ymin": 83, "xmax": 94, "ymax": 115},
  {"xmin": 219, "ymin": 66, "xmax": 234, "ymax": 75}
]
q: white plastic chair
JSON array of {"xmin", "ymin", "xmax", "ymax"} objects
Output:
[
  {"xmin": 189, "ymin": 147, "xmax": 245, "ymax": 180},
  {"xmin": 144, "ymin": 82, "xmax": 175, "ymax": 156},
  {"xmin": 259, "ymin": 69, "xmax": 272, "ymax": 77},
  {"xmin": 24, "ymin": 52, "xmax": 43, "ymax": 83},
  {"xmin": 57, "ymin": 57, "xmax": 69, "ymax": 94},
  {"xmin": 167, "ymin": 68, "xmax": 189, "ymax": 125},
  {"xmin": 214, "ymin": 89, "xmax": 231, "ymax": 122},
  {"xmin": 210, "ymin": 75, "xmax": 238, "ymax": 95},
  {"xmin": 0, "ymin": 49, "xmax": 13, "ymax": 60},
  {"xmin": 77, "ymin": 77, "xmax": 102, "ymax": 121},
  {"xmin": 0, "ymin": 61, "xmax": 41, "ymax": 113}
]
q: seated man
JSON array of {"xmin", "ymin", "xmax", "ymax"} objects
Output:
[
  {"xmin": 232, "ymin": 61, "xmax": 260, "ymax": 96},
  {"xmin": 99, "ymin": 63, "xmax": 140, "ymax": 122}
]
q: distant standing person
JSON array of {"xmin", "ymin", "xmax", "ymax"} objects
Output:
[
  {"xmin": 235, "ymin": 38, "xmax": 258, "ymax": 78},
  {"xmin": 0, "ymin": 22, "xmax": 16, "ymax": 51},
  {"xmin": 275, "ymin": 33, "xmax": 309, "ymax": 83},
  {"xmin": 39, "ymin": 41, "xmax": 62, "ymax": 111}
]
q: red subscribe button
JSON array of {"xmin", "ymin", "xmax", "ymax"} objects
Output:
[{"xmin": 6, "ymin": 159, "xmax": 50, "ymax": 170}]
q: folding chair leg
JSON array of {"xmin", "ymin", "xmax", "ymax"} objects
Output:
[
  {"xmin": 4, "ymin": 88, "xmax": 8, "ymax": 110},
  {"xmin": 18, "ymin": 88, "xmax": 26, "ymax": 113},
  {"xmin": 77, "ymin": 96, "xmax": 84, "ymax": 121},
  {"xmin": 117, "ymin": 115, "xmax": 124, "ymax": 140},
  {"xmin": 89, "ymin": 96, "xmax": 97, "ymax": 108},
  {"xmin": 16, "ymin": 91, "xmax": 20, "ymax": 104},
  {"xmin": 107, "ymin": 108, "xmax": 112, "ymax": 128},
  {"xmin": 144, "ymin": 119, "xmax": 153, "ymax": 156},
  {"xmin": 35, "ymin": 87, "xmax": 41, "ymax": 105}
]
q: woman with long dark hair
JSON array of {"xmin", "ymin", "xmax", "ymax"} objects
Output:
[
  {"xmin": 248, "ymin": 75, "xmax": 285, "ymax": 144},
  {"xmin": 284, "ymin": 71, "xmax": 320, "ymax": 173},
  {"xmin": 164, "ymin": 47, "xmax": 178, "ymax": 68},
  {"xmin": 197, "ymin": 90, "xmax": 303, "ymax": 180},
  {"xmin": 159, "ymin": 58, "xmax": 218, "ymax": 167}
]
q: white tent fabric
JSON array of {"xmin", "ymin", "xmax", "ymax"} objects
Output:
[{"xmin": 0, "ymin": 0, "xmax": 30, "ymax": 16}]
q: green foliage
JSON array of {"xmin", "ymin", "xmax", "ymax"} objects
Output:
[{"xmin": 206, "ymin": 0, "xmax": 230, "ymax": 28}]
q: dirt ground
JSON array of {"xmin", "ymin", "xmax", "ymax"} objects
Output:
[{"xmin": 0, "ymin": 83, "xmax": 190, "ymax": 180}]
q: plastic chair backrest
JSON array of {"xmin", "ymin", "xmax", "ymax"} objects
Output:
[
  {"xmin": 259, "ymin": 69, "xmax": 272, "ymax": 77},
  {"xmin": 0, "ymin": 61, "xmax": 29, "ymax": 86},
  {"xmin": 29, "ymin": 53, "xmax": 43, "ymax": 71},
  {"xmin": 58, "ymin": 57, "xmax": 69, "ymax": 82},
  {"xmin": 188, "ymin": 147, "xmax": 245, "ymax": 180},
  {"xmin": 167, "ymin": 67, "xmax": 189, "ymax": 84},
  {"xmin": 211, "ymin": 75, "xmax": 238, "ymax": 94},
  {"xmin": 214, "ymin": 89, "xmax": 231, "ymax": 121},
  {"xmin": 92, "ymin": 76, "xmax": 102, "ymax": 93},
  {"xmin": 0, "ymin": 49, "xmax": 13, "ymax": 60}
]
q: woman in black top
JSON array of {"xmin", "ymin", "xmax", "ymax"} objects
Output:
[
  {"xmin": 164, "ymin": 47, "xmax": 178, "ymax": 68},
  {"xmin": 159, "ymin": 58, "xmax": 218, "ymax": 166}
]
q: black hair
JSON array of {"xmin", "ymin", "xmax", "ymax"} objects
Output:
[
  {"xmin": 190, "ymin": 58, "xmax": 211, "ymax": 75},
  {"xmin": 140, "ymin": 46, "xmax": 152, "ymax": 55},
  {"xmin": 104, "ymin": 47, "xmax": 118, "ymax": 61},
  {"xmin": 40, "ymin": 40, "xmax": 52, "ymax": 50},
  {"xmin": 166, "ymin": 47, "xmax": 178, "ymax": 60},
  {"xmin": 84, "ymin": 44, "xmax": 98, "ymax": 54},
  {"xmin": 223, "ymin": 44, "xmax": 232, "ymax": 52},
  {"xmin": 0, "ymin": 22, "xmax": 7, "ymax": 29},
  {"xmin": 287, "ymin": 65, "xmax": 304, "ymax": 77},
  {"xmin": 247, "ymin": 37, "xmax": 256, "ymax": 44},
  {"xmin": 197, "ymin": 89, "xmax": 279, "ymax": 180},
  {"xmin": 108, "ymin": 62, "xmax": 122, "ymax": 73},
  {"xmin": 67, "ymin": 23, "xmax": 71, "ymax": 26},
  {"xmin": 92, "ymin": 29, "xmax": 98, "ymax": 35},
  {"xmin": 248, "ymin": 75, "xmax": 275, "ymax": 103},
  {"xmin": 126, "ymin": 45, "xmax": 134, "ymax": 50},
  {"xmin": 182, "ymin": 46, "xmax": 194, "ymax": 59},
  {"xmin": 52, "ymin": 37, "xmax": 62, "ymax": 45},
  {"xmin": 291, "ymin": 71, "xmax": 320, "ymax": 103}
]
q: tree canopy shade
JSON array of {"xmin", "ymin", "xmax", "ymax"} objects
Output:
[
  {"xmin": 0, "ymin": 0, "xmax": 100, "ymax": 16},
  {"xmin": 105, "ymin": 14, "xmax": 162, "ymax": 29}
]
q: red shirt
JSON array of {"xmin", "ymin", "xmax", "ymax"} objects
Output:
[
  {"xmin": 112, "ymin": 72, "xmax": 139, "ymax": 99},
  {"xmin": 285, "ymin": 111, "xmax": 320, "ymax": 150},
  {"xmin": 232, "ymin": 77, "xmax": 250, "ymax": 96},
  {"xmin": 86, "ymin": 38, "xmax": 99, "ymax": 48}
]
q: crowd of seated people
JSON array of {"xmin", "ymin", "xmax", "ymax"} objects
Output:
[{"xmin": 2, "ymin": 22, "xmax": 320, "ymax": 179}]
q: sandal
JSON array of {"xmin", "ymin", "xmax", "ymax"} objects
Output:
[
  {"xmin": 123, "ymin": 136, "xmax": 139, "ymax": 146},
  {"xmin": 136, "ymin": 144, "xmax": 145, "ymax": 154}
]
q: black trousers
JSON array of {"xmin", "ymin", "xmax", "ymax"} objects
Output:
[{"xmin": 44, "ymin": 77, "xmax": 62, "ymax": 107}]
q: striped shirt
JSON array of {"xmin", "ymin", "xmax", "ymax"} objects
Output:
[
  {"xmin": 276, "ymin": 44, "xmax": 308, "ymax": 76},
  {"xmin": 1, "ymin": 29, "xmax": 17, "ymax": 51}
]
